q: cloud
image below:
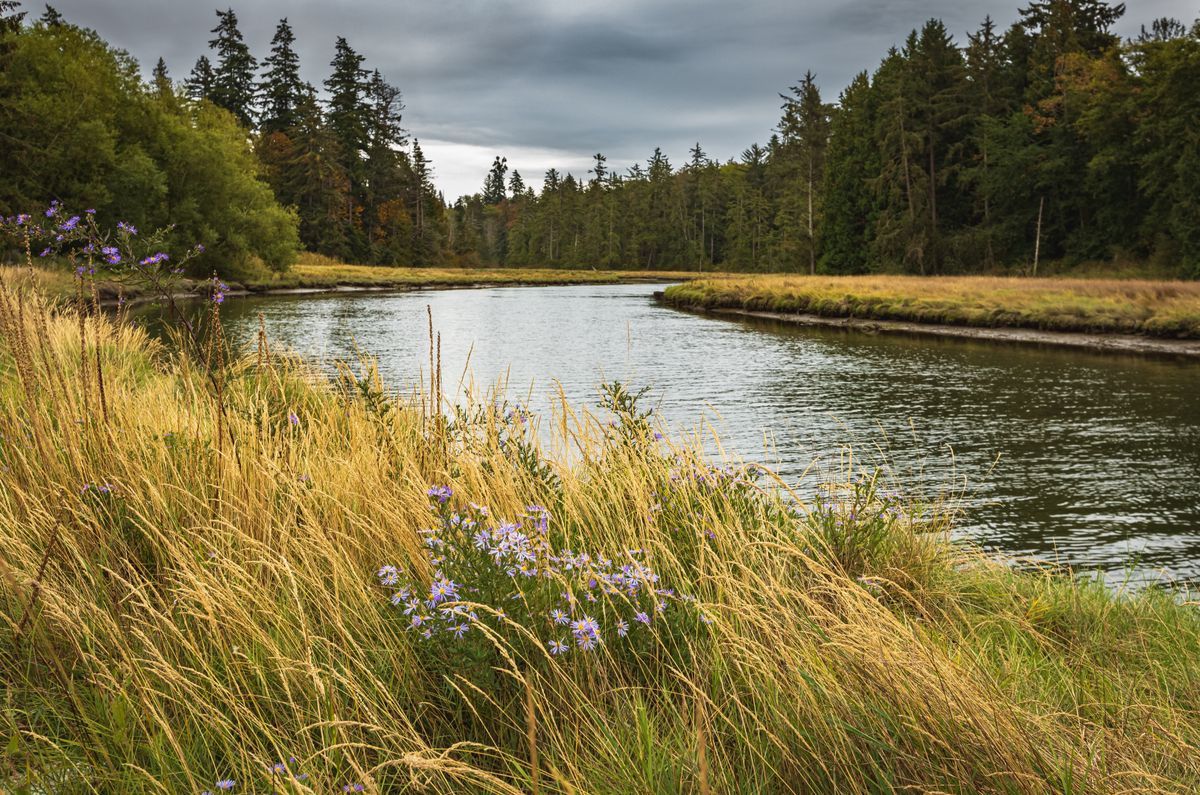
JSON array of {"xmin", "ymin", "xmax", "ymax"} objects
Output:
[{"xmin": 50, "ymin": 0, "xmax": 1192, "ymax": 197}]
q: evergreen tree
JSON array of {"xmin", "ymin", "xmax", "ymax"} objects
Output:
[
  {"xmin": 185, "ymin": 55, "xmax": 215, "ymax": 102},
  {"xmin": 207, "ymin": 8, "xmax": 258, "ymax": 126},
  {"xmin": 773, "ymin": 71, "xmax": 831, "ymax": 273},
  {"xmin": 151, "ymin": 56, "xmax": 172, "ymax": 97},
  {"xmin": 508, "ymin": 169, "xmax": 525, "ymax": 196},
  {"xmin": 259, "ymin": 18, "xmax": 305, "ymax": 133},
  {"xmin": 323, "ymin": 36, "xmax": 368, "ymax": 164},
  {"xmin": 0, "ymin": 1, "xmax": 26, "ymax": 34},
  {"xmin": 483, "ymin": 156, "xmax": 508, "ymax": 204},
  {"xmin": 39, "ymin": 4, "xmax": 62, "ymax": 26},
  {"xmin": 907, "ymin": 19, "xmax": 970, "ymax": 272},
  {"xmin": 821, "ymin": 72, "xmax": 878, "ymax": 273}
]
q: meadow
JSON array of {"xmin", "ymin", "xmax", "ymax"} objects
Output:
[
  {"xmin": 3, "ymin": 272, "xmax": 1200, "ymax": 794},
  {"xmin": 663, "ymin": 275, "xmax": 1200, "ymax": 339}
]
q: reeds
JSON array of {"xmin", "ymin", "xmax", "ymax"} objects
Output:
[{"xmin": 1, "ymin": 286, "xmax": 1199, "ymax": 793}]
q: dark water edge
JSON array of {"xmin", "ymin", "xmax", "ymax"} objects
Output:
[{"xmin": 131, "ymin": 282, "xmax": 1200, "ymax": 587}]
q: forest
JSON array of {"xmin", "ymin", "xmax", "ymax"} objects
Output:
[{"xmin": 1, "ymin": 0, "xmax": 1198, "ymax": 278}]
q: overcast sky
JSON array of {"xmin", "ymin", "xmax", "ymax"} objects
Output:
[{"xmin": 49, "ymin": 0, "xmax": 1194, "ymax": 198}]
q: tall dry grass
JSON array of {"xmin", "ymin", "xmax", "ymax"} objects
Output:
[
  {"xmin": 664, "ymin": 275, "xmax": 1200, "ymax": 338},
  {"xmin": 2, "ymin": 279, "xmax": 1199, "ymax": 793}
]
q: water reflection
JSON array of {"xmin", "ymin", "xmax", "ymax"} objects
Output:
[{"xmin": 133, "ymin": 283, "xmax": 1200, "ymax": 584}]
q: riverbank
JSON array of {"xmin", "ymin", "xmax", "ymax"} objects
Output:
[
  {"xmin": 671, "ymin": 304, "xmax": 1200, "ymax": 358},
  {"xmin": 662, "ymin": 274, "xmax": 1200, "ymax": 341},
  {"xmin": 4, "ymin": 291, "xmax": 1200, "ymax": 792},
  {"xmin": 0, "ymin": 257, "xmax": 703, "ymax": 306}
]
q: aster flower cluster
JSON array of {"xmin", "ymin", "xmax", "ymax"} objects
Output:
[
  {"xmin": 210, "ymin": 276, "xmax": 230, "ymax": 304},
  {"xmin": 0, "ymin": 203, "xmax": 207, "ymax": 288},
  {"xmin": 375, "ymin": 486, "xmax": 712, "ymax": 662}
]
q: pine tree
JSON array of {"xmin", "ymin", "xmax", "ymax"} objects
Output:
[
  {"xmin": 40, "ymin": 5, "xmax": 63, "ymax": 26},
  {"xmin": 362, "ymin": 69, "xmax": 409, "ymax": 263},
  {"xmin": 907, "ymin": 19, "xmax": 970, "ymax": 272},
  {"xmin": 821, "ymin": 72, "xmax": 878, "ymax": 273},
  {"xmin": 0, "ymin": 1, "xmax": 26, "ymax": 34},
  {"xmin": 410, "ymin": 139, "xmax": 442, "ymax": 264},
  {"xmin": 152, "ymin": 56, "xmax": 172, "ymax": 97},
  {"xmin": 508, "ymin": 169, "xmax": 525, "ymax": 196},
  {"xmin": 324, "ymin": 37, "xmax": 368, "ymax": 163},
  {"xmin": 774, "ymin": 71, "xmax": 830, "ymax": 273},
  {"xmin": 185, "ymin": 55, "xmax": 215, "ymax": 102},
  {"xmin": 962, "ymin": 16, "xmax": 1012, "ymax": 265},
  {"xmin": 259, "ymin": 18, "xmax": 305, "ymax": 133},
  {"xmin": 208, "ymin": 8, "xmax": 257, "ymax": 126},
  {"xmin": 483, "ymin": 156, "xmax": 508, "ymax": 204}
]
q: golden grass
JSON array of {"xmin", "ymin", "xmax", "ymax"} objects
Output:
[
  {"xmin": 0, "ymin": 257, "xmax": 711, "ymax": 308},
  {"xmin": 2, "ymin": 281, "xmax": 1200, "ymax": 793},
  {"xmin": 664, "ymin": 274, "xmax": 1200, "ymax": 338},
  {"xmin": 255, "ymin": 252, "xmax": 707, "ymax": 290}
]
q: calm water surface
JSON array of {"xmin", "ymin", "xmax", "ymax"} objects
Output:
[{"xmin": 140, "ymin": 283, "xmax": 1200, "ymax": 584}]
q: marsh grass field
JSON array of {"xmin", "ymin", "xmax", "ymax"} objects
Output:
[
  {"xmin": 3, "ymin": 277, "xmax": 1200, "ymax": 794},
  {"xmin": 664, "ymin": 275, "xmax": 1200, "ymax": 339}
]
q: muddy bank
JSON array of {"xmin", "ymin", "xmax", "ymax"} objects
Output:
[{"xmin": 657, "ymin": 296, "xmax": 1200, "ymax": 358}]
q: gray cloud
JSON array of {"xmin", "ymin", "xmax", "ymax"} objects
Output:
[{"xmin": 48, "ymin": 0, "xmax": 1196, "ymax": 196}]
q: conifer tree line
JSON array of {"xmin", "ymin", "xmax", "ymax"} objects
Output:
[
  {"xmin": 462, "ymin": 1, "xmax": 1200, "ymax": 277},
  {"xmin": 2, "ymin": 0, "xmax": 1199, "ymax": 277}
]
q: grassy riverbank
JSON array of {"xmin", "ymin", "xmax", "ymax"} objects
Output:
[
  {"xmin": 0, "ymin": 255, "xmax": 704, "ymax": 304},
  {"xmin": 664, "ymin": 275, "xmax": 1200, "ymax": 339},
  {"xmin": 3, "ymin": 288, "xmax": 1200, "ymax": 793}
]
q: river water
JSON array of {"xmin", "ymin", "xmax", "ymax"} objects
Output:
[{"xmin": 138, "ymin": 282, "xmax": 1200, "ymax": 585}]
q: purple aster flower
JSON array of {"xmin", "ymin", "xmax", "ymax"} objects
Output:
[
  {"xmin": 45, "ymin": 200, "xmax": 59, "ymax": 217},
  {"xmin": 426, "ymin": 485, "xmax": 452, "ymax": 504},
  {"xmin": 452, "ymin": 623, "xmax": 469, "ymax": 639},
  {"xmin": 116, "ymin": 221, "xmax": 137, "ymax": 235},
  {"xmin": 576, "ymin": 634, "xmax": 598, "ymax": 651},
  {"xmin": 549, "ymin": 608, "xmax": 569, "ymax": 625},
  {"xmin": 15, "ymin": 213, "xmax": 29, "ymax": 225},
  {"xmin": 343, "ymin": 784, "xmax": 364, "ymax": 792},
  {"xmin": 288, "ymin": 412, "xmax": 299, "ymax": 426},
  {"xmin": 216, "ymin": 780, "xmax": 235, "ymax": 790},
  {"xmin": 548, "ymin": 639, "xmax": 568, "ymax": 655},
  {"xmin": 59, "ymin": 215, "xmax": 80, "ymax": 231},
  {"xmin": 616, "ymin": 619, "xmax": 629, "ymax": 637},
  {"xmin": 634, "ymin": 611, "xmax": 650, "ymax": 625},
  {"xmin": 39, "ymin": 248, "xmax": 50, "ymax": 257}
]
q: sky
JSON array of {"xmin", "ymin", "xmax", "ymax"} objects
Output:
[{"xmin": 48, "ymin": 0, "xmax": 1194, "ymax": 199}]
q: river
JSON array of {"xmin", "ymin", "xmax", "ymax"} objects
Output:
[{"xmin": 136, "ymin": 282, "xmax": 1200, "ymax": 585}]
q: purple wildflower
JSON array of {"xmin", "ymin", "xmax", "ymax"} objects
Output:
[{"xmin": 548, "ymin": 639, "xmax": 568, "ymax": 655}]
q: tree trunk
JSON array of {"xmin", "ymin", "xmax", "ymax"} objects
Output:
[{"xmin": 1032, "ymin": 195, "xmax": 1044, "ymax": 276}]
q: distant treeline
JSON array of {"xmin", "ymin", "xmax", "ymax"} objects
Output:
[{"xmin": 1, "ymin": 1, "xmax": 1197, "ymax": 277}]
